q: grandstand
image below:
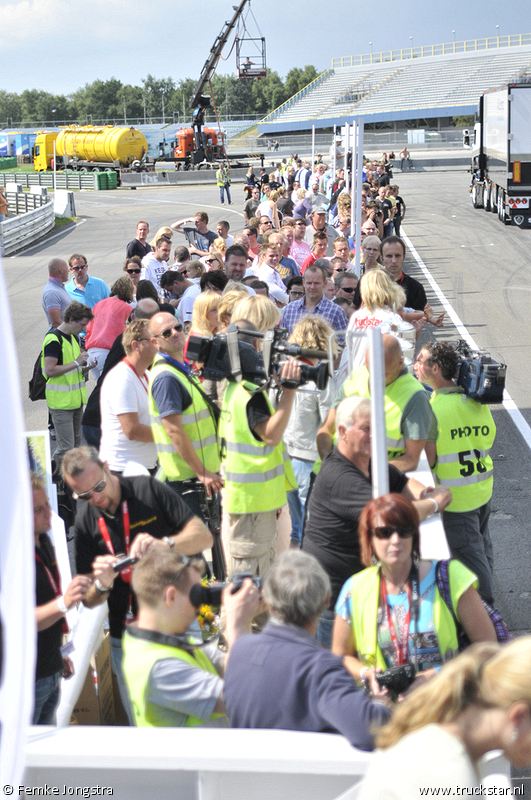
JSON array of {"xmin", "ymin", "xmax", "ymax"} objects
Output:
[{"xmin": 258, "ymin": 34, "xmax": 531, "ymax": 134}]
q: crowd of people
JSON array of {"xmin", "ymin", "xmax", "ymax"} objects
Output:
[{"xmin": 34, "ymin": 149, "xmax": 530, "ymax": 796}]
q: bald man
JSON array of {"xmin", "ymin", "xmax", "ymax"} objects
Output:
[
  {"xmin": 317, "ymin": 334, "xmax": 433, "ymax": 472},
  {"xmin": 42, "ymin": 258, "xmax": 70, "ymax": 329}
]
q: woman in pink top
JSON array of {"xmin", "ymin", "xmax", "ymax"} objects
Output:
[{"xmin": 85, "ymin": 276, "xmax": 134, "ymax": 380}]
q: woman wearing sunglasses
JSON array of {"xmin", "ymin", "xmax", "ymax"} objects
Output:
[
  {"xmin": 123, "ymin": 256, "xmax": 142, "ymax": 303},
  {"xmin": 332, "ymin": 493, "xmax": 496, "ymax": 698}
]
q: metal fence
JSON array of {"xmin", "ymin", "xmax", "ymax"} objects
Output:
[
  {"xmin": 0, "ymin": 195, "xmax": 54, "ymax": 256},
  {"xmin": 0, "ymin": 172, "xmax": 100, "ymax": 190}
]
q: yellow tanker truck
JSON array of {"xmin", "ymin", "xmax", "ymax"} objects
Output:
[{"xmin": 33, "ymin": 125, "xmax": 152, "ymax": 175}]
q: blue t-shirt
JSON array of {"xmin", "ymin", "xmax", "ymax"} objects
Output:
[{"xmin": 65, "ymin": 275, "xmax": 110, "ymax": 309}]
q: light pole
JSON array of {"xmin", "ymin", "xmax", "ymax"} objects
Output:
[
  {"xmin": 369, "ymin": 41, "xmax": 373, "ymax": 62},
  {"xmin": 143, "ymin": 94, "xmax": 146, "ymax": 125},
  {"xmin": 495, "ymin": 24, "xmax": 499, "ymax": 46},
  {"xmin": 409, "ymin": 36, "xmax": 413, "ymax": 57}
]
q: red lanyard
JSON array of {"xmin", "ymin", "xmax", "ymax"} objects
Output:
[
  {"xmin": 123, "ymin": 358, "xmax": 148, "ymax": 394},
  {"xmin": 380, "ymin": 576, "xmax": 411, "ymax": 665},
  {"xmin": 97, "ymin": 501, "xmax": 132, "ymax": 583},
  {"xmin": 35, "ymin": 552, "xmax": 68, "ymax": 634}
]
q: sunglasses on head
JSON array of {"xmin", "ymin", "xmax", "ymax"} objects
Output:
[
  {"xmin": 126, "ymin": 268, "xmax": 141, "ymax": 274},
  {"xmin": 157, "ymin": 323, "xmax": 183, "ymax": 339},
  {"xmin": 372, "ymin": 526, "xmax": 416, "ymax": 540}
]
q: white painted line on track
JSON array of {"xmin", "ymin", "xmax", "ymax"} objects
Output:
[
  {"xmin": 402, "ymin": 228, "xmax": 531, "ymax": 452},
  {"xmin": 10, "ymin": 218, "xmax": 87, "ymax": 258}
]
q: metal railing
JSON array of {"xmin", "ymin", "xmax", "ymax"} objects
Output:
[
  {"xmin": 0, "ymin": 113, "xmax": 264, "ymax": 131},
  {"xmin": 0, "ymin": 195, "xmax": 54, "ymax": 256},
  {"xmin": 332, "ymin": 33, "xmax": 531, "ymax": 69},
  {"xmin": 261, "ymin": 69, "xmax": 333, "ymax": 124}
]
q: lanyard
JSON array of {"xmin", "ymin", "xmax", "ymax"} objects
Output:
[
  {"xmin": 97, "ymin": 501, "xmax": 132, "ymax": 583},
  {"xmin": 159, "ymin": 352, "xmax": 191, "ymax": 376},
  {"xmin": 123, "ymin": 358, "xmax": 148, "ymax": 394},
  {"xmin": 380, "ymin": 576, "xmax": 411, "ymax": 665},
  {"xmin": 35, "ymin": 551, "xmax": 68, "ymax": 634}
]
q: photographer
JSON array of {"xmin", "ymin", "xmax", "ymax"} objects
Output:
[
  {"xmin": 414, "ymin": 342, "xmax": 497, "ymax": 605},
  {"xmin": 219, "ymin": 316, "xmax": 300, "ymax": 584},
  {"xmin": 122, "ymin": 549, "xmax": 259, "ymax": 727}
]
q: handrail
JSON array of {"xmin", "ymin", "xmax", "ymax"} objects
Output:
[
  {"xmin": 261, "ymin": 69, "xmax": 333, "ymax": 123},
  {"xmin": 332, "ymin": 33, "xmax": 531, "ymax": 69}
]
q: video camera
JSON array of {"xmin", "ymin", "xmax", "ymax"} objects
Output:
[
  {"xmin": 186, "ymin": 325, "xmax": 330, "ymax": 391},
  {"xmin": 189, "ymin": 572, "xmax": 262, "ymax": 608},
  {"xmin": 455, "ymin": 341, "xmax": 506, "ymax": 404}
]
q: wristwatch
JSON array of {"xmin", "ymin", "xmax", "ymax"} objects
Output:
[
  {"xmin": 94, "ymin": 578, "xmax": 112, "ymax": 595},
  {"xmin": 163, "ymin": 536, "xmax": 175, "ymax": 549},
  {"xmin": 56, "ymin": 595, "xmax": 68, "ymax": 614}
]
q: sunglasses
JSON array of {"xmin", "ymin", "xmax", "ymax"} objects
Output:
[
  {"xmin": 126, "ymin": 268, "xmax": 141, "ymax": 274},
  {"xmin": 71, "ymin": 469, "xmax": 106, "ymax": 501},
  {"xmin": 157, "ymin": 323, "xmax": 183, "ymax": 339},
  {"xmin": 340, "ymin": 286, "xmax": 355, "ymax": 293},
  {"xmin": 71, "ymin": 264, "xmax": 87, "ymax": 271},
  {"xmin": 335, "ymin": 267, "xmax": 348, "ymax": 273},
  {"xmin": 372, "ymin": 526, "xmax": 416, "ymax": 540}
]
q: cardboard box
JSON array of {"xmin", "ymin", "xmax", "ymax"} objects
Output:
[{"xmin": 72, "ymin": 631, "xmax": 115, "ymax": 725}]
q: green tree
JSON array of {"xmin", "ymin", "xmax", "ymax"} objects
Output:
[
  {"xmin": 141, "ymin": 75, "xmax": 176, "ymax": 120},
  {"xmin": 72, "ymin": 78, "xmax": 125, "ymax": 122},
  {"xmin": 251, "ymin": 69, "xmax": 287, "ymax": 115},
  {"xmin": 0, "ymin": 91, "xmax": 23, "ymax": 126},
  {"xmin": 284, "ymin": 65, "xmax": 319, "ymax": 98}
]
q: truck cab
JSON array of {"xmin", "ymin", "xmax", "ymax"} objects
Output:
[{"xmin": 33, "ymin": 132, "xmax": 59, "ymax": 172}]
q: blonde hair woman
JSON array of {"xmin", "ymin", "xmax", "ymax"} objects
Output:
[
  {"xmin": 204, "ymin": 250, "xmax": 224, "ymax": 271},
  {"xmin": 358, "ymin": 638, "xmax": 531, "ymax": 799},
  {"xmin": 231, "ymin": 293, "xmax": 281, "ymax": 335},
  {"xmin": 189, "ymin": 291, "xmax": 220, "ymax": 337},
  {"xmin": 212, "ymin": 238, "xmax": 227, "ymax": 256},
  {"xmin": 218, "ymin": 286, "xmax": 249, "ymax": 331},
  {"xmin": 148, "ymin": 226, "xmax": 173, "ymax": 248}
]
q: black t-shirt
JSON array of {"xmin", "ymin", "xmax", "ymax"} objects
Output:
[
  {"xmin": 82, "ymin": 333, "xmax": 125, "ymax": 428},
  {"xmin": 353, "ymin": 270, "xmax": 427, "ymax": 312},
  {"xmin": 74, "ymin": 475, "xmax": 194, "ymax": 638},
  {"xmin": 126, "ymin": 239, "xmax": 152, "ymax": 259},
  {"xmin": 246, "ymin": 390, "xmax": 272, "ymax": 436},
  {"xmin": 35, "ymin": 535, "xmax": 64, "ymax": 680},
  {"xmin": 43, "ymin": 329, "xmax": 74, "ymax": 363},
  {"xmin": 302, "ymin": 450, "xmax": 408, "ymax": 608}
]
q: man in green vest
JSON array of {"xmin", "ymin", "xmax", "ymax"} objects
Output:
[
  {"xmin": 42, "ymin": 300, "xmax": 94, "ymax": 475},
  {"xmin": 216, "ymin": 163, "xmax": 232, "ymax": 206},
  {"xmin": 148, "ymin": 312, "xmax": 221, "ymax": 518},
  {"xmin": 122, "ymin": 548, "xmax": 259, "ymax": 726},
  {"xmin": 219, "ymin": 327, "xmax": 300, "ymax": 581},
  {"xmin": 317, "ymin": 334, "xmax": 433, "ymax": 473},
  {"xmin": 414, "ymin": 342, "xmax": 496, "ymax": 605}
]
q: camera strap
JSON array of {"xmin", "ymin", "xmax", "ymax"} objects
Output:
[{"xmin": 380, "ymin": 562, "xmax": 420, "ymax": 667}]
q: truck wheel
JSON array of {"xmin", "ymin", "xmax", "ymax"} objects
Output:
[
  {"xmin": 80, "ymin": 167, "xmax": 89, "ymax": 172},
  {"xmin": 483, "ymin": 184, "xmax": 491, "ymax": 212},
  {"xmin": 491, "ymin": 185, "xmax": 498, "ymax": 213},
  {"xmin": 498, "ymin": 191, "xmax": 511, "ymax": 225},
  {"xmin": 471, "ymin": 181, "xmax": 482, "ymax": 209}
]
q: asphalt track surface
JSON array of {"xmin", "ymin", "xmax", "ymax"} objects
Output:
[{"xmin": 5, "ymin": 170, "xmax": 531, "ymax": 637}]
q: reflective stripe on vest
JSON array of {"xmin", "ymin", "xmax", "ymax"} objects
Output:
[
  {"xmin": 343, "ymin": 367, "xmax": 424, "ymax": 459},
  {"xmin": 42, "ymin": 331, "xmax": 86, "ymax": 410},
  {"xmin": 220, "ymin": 381, "xmax": 297, "ymax": 514},
  {"xmin": 430, "ymin": 391, "xmax": 495, "ymax": 512},
  {"xmin": 148, "ymin": 360, "xmax": 220, "ymax": 481},
  {"xmin": 122, "ymin": 630, "xmax": 224, "ymax": 727}
]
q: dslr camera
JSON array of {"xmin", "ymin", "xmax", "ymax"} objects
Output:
[
  {"xmin": 189, "ymin": 572, "xmax": 262, "ymax": 608},
  {"xmin": 376, "ymin": 663, "xmax": 416, "ymax": 695}
]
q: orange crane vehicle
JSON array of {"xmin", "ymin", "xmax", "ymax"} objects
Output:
[{"xmin": 170, "ymin": 0, "xmax": 266, "ymax": 170}]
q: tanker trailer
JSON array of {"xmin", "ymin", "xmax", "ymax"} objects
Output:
[{"xmin": 33, "ymin": 125, "xmax": 153, "ymax": 177}]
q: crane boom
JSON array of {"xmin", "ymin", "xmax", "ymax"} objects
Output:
[{"xmin": 190, "ymin": 0, "xmax": 251, "ymax": 108}]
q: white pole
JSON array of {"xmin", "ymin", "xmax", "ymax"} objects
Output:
[
  {"xmin": 53, "ymin": 139, "xmax": 56, "ymax": 193},
  {"xmin": 368, "ymin": 328, "xmax": 389, "ymax": 498},
  {"xmin": 345, "ymin": 123, "xmax": 350, "ymax": 194},
  {"xmin": 354, "ymin": 117, "xmax": 364, "ymax": 275},
  {"xmin": 332, "ymin": 124, "xmax": 337, "ymax": 178},
  {"xmin": 311, "ymin": 124, "xmax": 315, "ymax": 174},
  {"xmin": 351, "ymin": 120, "xmax": 356, "ymax": 232}
]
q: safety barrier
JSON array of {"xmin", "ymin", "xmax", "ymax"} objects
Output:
[
  {"xmin": 0, "ymin": 171, "xmax": 114, "ymax": 190},
  {"xmin": 0, "ymin": 195, "xmax": 54, "ymax": 256}
]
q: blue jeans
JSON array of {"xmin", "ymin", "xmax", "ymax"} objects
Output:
[
  {"xmin": 287, "ymin": 458, "xmax": 315, "ymax": 545},
  {"xmin": 220, "ymin": 185, "xmax": 232, "ymax": 204},
  {"xmin": 110, "ymin": 635, "xmax": 135, "ymax": 725},
  {"xmin": 34, "ymin": 670, "xmax": 61, "ymax": 724},
  {"xmin": 316, "ymin": 609, "xmax": 335, "ymax": 650}
]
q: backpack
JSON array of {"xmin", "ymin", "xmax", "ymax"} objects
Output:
[
  {"xmin": 435, "ymin": 559, "xmax": 512, "ymax": 648},
  {"xmin": 29, "ymin": 351, "xmax": 47, "ymax": 401}
]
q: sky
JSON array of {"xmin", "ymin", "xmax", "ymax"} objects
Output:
[{"xmin": 0, "ymin": 0, "xmax": 529, "ymax": 97}]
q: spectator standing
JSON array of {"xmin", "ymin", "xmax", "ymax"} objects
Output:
[
  {"xmin": 171, "ymin": 212, "xmax": 217, "ymax": 258},
  {"xmin": 42, "ymin": 258, "xmax": 70, "ymax": 330},
  {"xmin": 304, "ymin": 208, "xmax": 339, "ymax": 256},
  {"xmin": 141, "ymin": 237, "xmax": 171, "ymax": 294},
  {"xmin": 64, "ymin": 253, "xmax": 110, "ymax": 310},
  {"xmin": 85, "ymin": 276, "xmax": 134, "ymax": 380},
  {"xmin": 282, "ymin": 262, "xmax": 348, "ymax": 335},
  {"xmin": 126, "ymin": 221, "xmax": 152, "ymax": 260},
  {"xmin": 216, "ymin": 163, "xmax": 232, "ymax": 205}
]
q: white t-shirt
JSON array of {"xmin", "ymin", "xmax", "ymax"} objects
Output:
[
  {"xmin": 99, "ymin": 360, "xmax": 158, "ymax": 471},
  {"xmin": 177, "ymin": 281, "xmax": 201, "ymax": 325},
  {"xmin": 141, "ymin": 252, "xmax": 168, "ymax": 291},
  {"xmin": 358, "ymin": 725, "xmax": 478, "ymax": 800},
  {"xmin": 337, "ymin": 306, "xmax": 403, "ymax": 385}
]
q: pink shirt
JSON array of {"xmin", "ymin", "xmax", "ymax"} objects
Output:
[
  {"xmin": 290, "ymin": 240, "xmax": 312, "ymax": 268},
  {"xmin": 85, "ymin": 296, "xmax": 132, "ymax": 350}
]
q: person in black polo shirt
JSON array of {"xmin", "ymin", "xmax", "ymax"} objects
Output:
[
  {"xmin": 62, "ymin": 446, "xmax": 213, "ymax": 722},
  {"xmin": 381, "ymin": 236, "xmax": 444, "ymax": 327},
  {"xmin": 32, "ymin": 473, "xmax": 91, "ymax": 724}
]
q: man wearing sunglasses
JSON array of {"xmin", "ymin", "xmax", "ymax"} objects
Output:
[
  {"xmin": 65, "ymin": 253, "xmax": 110, "ymax": 310},
  {"xmin": 304, "ymin": 396, "xmax": 451, "ymax": 648},
  {"xmin": 147, "ymin": 312, "xmax": 222, "ymax": 516},
  {"xmin": 63, "ymin": 445, "xmax": 213, "ymax": 722}
]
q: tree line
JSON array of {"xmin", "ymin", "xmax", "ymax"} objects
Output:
[{"xmin": 0, "ymin": 66, "xmax": 319, "ymax": 126}]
